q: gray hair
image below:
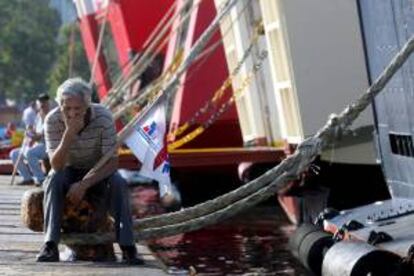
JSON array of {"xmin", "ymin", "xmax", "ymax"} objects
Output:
[{"xmin": 56, "ymin": 77, "xmax": 92, "ymax": 107}]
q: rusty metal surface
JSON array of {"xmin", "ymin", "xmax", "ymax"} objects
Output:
[{"xmin": 0, "ymin": 175, "xmax": 167, "ymax": 275}]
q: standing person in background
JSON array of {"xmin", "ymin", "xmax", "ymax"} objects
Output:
[
  {"xmin": 22, "ymin": 101, "xmax": 37, "ymax": 131},
  {"xmin": 10, "ymin": 94, "xmax": 50, "ymax": 186}
]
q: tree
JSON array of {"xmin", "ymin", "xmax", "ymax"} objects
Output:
[
  {"xmin": 0, "ymin": 0, "xmax": 60, "ymax": 103},
  {"xmin": 47, "ymin": 23, "xmax": 91, "ymax": 99}
]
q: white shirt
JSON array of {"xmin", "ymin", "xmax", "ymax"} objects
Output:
[
  {"xmin": 22, "ymin": 106, "xmax": 37, "ymax": 128},
  {"xmin": 34, "ymin": 114, "xmax": 45, "ymax": 144}
]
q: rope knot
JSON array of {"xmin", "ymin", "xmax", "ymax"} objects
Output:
[
  {"xmin": 323, "ymin": 113, "xmax": 345, "ymax": 142},
  {"xmin": 284, "ymin": 137, "xmax": 322, "ymax": 180},
  {"xmin": 296, "ymin": 137, "xmax": 322, "ymax": 156}
]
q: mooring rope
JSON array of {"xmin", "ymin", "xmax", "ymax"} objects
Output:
[
  {"xmin": 102, "ymin": 0, "xmax": 184, "ymax": 107},
  {"xmin": 168, "ymin": 50, "xmax": 267, "ymax": 150},
  {"xmin": 113, "ymin": 0, "xmax": 250, "ymax": 122},
  {"xmin": 112, "ymin": 0, "xmax": 240, "ymax": 120},
  {"xmin": 81, "ymin": 0, "xmax": 239, "ymax": 181},
  {"xmin": 112, "ymin": 49, "xmax": 185, "ymax": 122},
  {"xmin": 82, "ymin": 0, "xmax": 240, "ymax": 178},
  {"xmin": 93, "ymin": 0, "xmax": 179, "ymax": 95},
  {"xmin": 133, "ymin": 35, "xmax": 414, "ymax": 236},
  {"xmin": 88, "ymin": 3, "xmax": 110, "ymax": 86},
  {"xmin": 61, "ymin": 11, "xmax": 414, "ymax": 245},
  {"xmin": 168, "ymin": 29, "xmax": 261, "ymax": 142},
  {"xmin": 103, "ymin": 0, "xmax": 202, "ymax": 109}
]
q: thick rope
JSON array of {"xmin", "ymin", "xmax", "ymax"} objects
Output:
[
  {"xmin": 168, "ymin": 50, "xmax": 267, "ymax": 150},
  {"xmin": 61, "ymin": 143, "xmax": 314, "ymax": 244},
  {"xmin": 89, "ymin": 4, "xmax": 110, "ymax": 86},
  {"xmin": 317, "ymin": 34, "xmax": 414, "ymax": 146},
  {"xmin": 113, "ymin": 0, "xmax": 249, "ymax": 121},
  {"xmin": 104, "ymin": 0, "xmax": 200, "ymax": 108},
  {"xmin": 94, "ymin": 0, "xmax": 179, "ymax": 96},
  {"xmin": 113, "ymin": 0, "xmax": 240, "ymax": 119},
  {"xmin": 134, "ymin": 145, "xmax": 317, "ymax": 240},
  {"xmin": 83, "ymin": 0, "xmax": 239, "ymax": 177},
  {"xmin": 112, "ymin": 49, "xmax": 184, "ymax": 120},
  {"xmin": 68, "ymin": 24, "xmax": 76, "ymax": 78},
  {"xmin": 102, "ymin": 0, "xmax": 182, "ymax": 106},
  {"xmin": 61, "ymin": 11, "xmax": 414, "ymax": 245},
  {"xmin": 142, "ymin": 1, "xmax": 178, "ymax": 50},
  {"xmin": 62, "ymin": 142, "xmax": 314, "ymax": 244},
  {"xmin": 133, "ymin": 35, "xmax": 414, "ymax": 231},
  {"xmin": 169, "ymin": 28, "xmax": 260, "ymax": 139}
]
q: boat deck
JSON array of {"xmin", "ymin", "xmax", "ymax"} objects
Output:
[
  {"xmin": 325, "ymin": 198, "xmax": 414, "ymax": 257},
  {"xmin": 169, "ymin": 146, "xmax": 285, "ymax": 167},
  {"xmin": 1, "ymin": 146, "xmax": 285, "ymax": 175},
  {"xmin": 0, "ymin": 175, "xmax": 167, "ymax": 275}
]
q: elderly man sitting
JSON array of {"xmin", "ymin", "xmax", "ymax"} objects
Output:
[{"xmin": 36, "ymin": 78, "xmax": 143, "ymax": 265}]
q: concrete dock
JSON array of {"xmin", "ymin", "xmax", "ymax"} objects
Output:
[{"xmin": 0, "ymin": 174, "xmax": 168, "ymax": 276}]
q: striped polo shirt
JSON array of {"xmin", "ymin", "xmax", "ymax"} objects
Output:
[{"xmin": 44, "ymin": 103, "xmax": 117, "ymax": 170}]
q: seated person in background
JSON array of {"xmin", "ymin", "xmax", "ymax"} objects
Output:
[
  {"xmin": 5, "ymin": 122, "xmax": 16, "ymax": 139},
  {"xmin": 10, "ymin": 94, "xmax": 50, "ymax": 186},
  {"xmin": 36, "ymin": 78, "xmax": 143, "ymax": 265}
]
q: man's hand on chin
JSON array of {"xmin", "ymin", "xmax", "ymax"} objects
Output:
[{"xmin": 64, "ymin": 114, "xmax": 85, "ymax": 135}]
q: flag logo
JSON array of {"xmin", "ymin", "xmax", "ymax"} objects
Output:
[{"xmin": 124, "ymin": 100, "xmax": 176, "ymax": 198}]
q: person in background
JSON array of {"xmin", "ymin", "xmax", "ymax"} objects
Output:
[
  {"xmin": 36, "ymin": 78, "xmax": 143, "ymax": 265},
  {"xmin": 9, "ymin": 94, "xmax": 50, "ymax": 186},
  {"xmin": 5, "ymin": 122, "xmax": 16, "ymax": 139},
  {"xmin": 22, "ymin": 101, "xmax": 37, "ymax": 131}
]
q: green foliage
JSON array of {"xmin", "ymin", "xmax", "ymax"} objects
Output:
[
  {"xmin": 0, "ymin": 0, "xmax": 60, "ymax": 102},
  {"xmin": 47, "ymin": 23, "xmax": 91, "ymax": 99}
]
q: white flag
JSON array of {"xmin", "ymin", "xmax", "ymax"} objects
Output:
[{"xmin": 124, "ymin": 100, "xmax": 174, "ymax": 198}]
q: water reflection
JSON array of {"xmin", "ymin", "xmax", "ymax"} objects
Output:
[{"xmin": 149, "ymin": 206, "xmax": 308, "ymax": 275}]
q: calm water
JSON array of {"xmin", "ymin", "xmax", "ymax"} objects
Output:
[{"xmin": 149, "ymin": 206, "xmax": 309, "ymax": 275}]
